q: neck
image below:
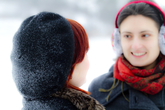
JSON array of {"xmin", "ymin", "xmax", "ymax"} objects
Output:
[
  {"xmin": 135, "ymin": 56, "xmax": 159, "ymax": 70},
  {"xmin": 122, "ymin": 55, "xmax": 160, "ymax": 70},
  {"xmin": 142, "ymin": 59, "xmax": 158, "ymax": 70}
]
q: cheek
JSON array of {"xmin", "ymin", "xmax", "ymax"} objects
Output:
[
  {"xmin": 84, "ymin": 57, "xmax": 90, "ymax": 71},
  {"xmin": 69, "ymin": 55, "xmax": 89, "ymax": 87},
  {"xmin": 81, "ymin": 54, "xmax": 90, "ymax": 71},
  {"xmin": 147, "ymin": 39, "xmax": 159, "ymax": 51},
  {"xmin": 121, "ymin": 39, "xmax": 129, "ymax": 52},
  {"xmin": 80, "ymin": 55, "xmax": 90, "ymax": 80}
]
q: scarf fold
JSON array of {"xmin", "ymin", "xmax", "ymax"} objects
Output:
[
  {"xmin": 114, "ymin": 55, "xmax": 165, "ymax": 95},
  {"xmin": 52, "ymin": 88, "xmax": 105, "ymax": 110}
]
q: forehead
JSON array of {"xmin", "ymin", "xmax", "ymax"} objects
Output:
[{"xmin": 119, "ymin": 15, "xmax": 159, "ymax": 33}]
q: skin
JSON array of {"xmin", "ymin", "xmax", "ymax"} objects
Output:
[
  {"xmin": 69, "ymin": 54, "xmax": 90, "ymax": 87},
  {"xmin": 119, "ymin": 15, "xmax": 160, "ymax": 69}
]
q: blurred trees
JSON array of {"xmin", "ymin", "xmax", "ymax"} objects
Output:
[{"xmin": 0, "ymin": 0, "xmax": 128, "ymax": 37}]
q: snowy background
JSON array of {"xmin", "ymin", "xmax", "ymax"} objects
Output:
[{"xmin": 0, "ymin": 0, "xmax": 165, "ymax": 109}]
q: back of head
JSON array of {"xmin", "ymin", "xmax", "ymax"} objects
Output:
[{"xmin": 11, "ymin": 12, "xmax": 75, "ymax": 99}]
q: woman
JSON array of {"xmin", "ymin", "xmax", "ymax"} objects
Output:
[
  {"xmin": 89, "ymin": 0, "xmax": 165, "ymax": 110},
  {"xmin": 11, "ymin": 12, "xmax": 104, "ymax": 110}
]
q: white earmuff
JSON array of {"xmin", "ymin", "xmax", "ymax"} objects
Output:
[
  {"xmin": 113, "ymin": 28, "xmax": 122, "ymax": 57},
  {"xmin": 159, "ymin": 25, "xmax": 165, "ymax": 55}
]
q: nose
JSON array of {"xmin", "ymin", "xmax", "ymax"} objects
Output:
[{"xmin": 131, "ymin": 37, "xmax": 143, "ymax": 50}]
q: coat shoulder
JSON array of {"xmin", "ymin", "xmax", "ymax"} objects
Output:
[{"xmin": 88, "ymin": 65, "xmax": 130, "ymax": 105}]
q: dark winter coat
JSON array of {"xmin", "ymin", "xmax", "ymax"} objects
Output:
[{"xmin": 89, "ymin": 65, "xmax": 165, "ymax": 110}]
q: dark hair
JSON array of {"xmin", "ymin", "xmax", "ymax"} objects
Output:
[{"xmin": 117, "ymin": 3, "xmax": 164, "ymax": 30}]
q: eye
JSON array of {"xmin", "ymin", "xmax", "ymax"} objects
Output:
[
  {"xmin": 142, "ymin": 34, "xmax": 149, "ymax": 37},
  {"xmin": 124, "ymin": 35, "xmax": 131, "ymax": 38}
]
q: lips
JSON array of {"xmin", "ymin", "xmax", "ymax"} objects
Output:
[{"xmin": 132, "ymin": 52, "xmax": 146, "ymax": 56}]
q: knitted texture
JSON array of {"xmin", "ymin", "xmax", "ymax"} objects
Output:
[
  {"xmin": 11, "ymin": 12, "xmax": 75, "ymax": 99},
  {"xmin": 114, "ymin": 55, "xmax": 165, "ymax": 95}
]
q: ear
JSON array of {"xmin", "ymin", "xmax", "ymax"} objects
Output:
[
  {"xmin": 159, "ymin": 25, "xmax": 165, "ymax": 55},
  {"xmin": 112, "ymin": 28, "xmax": 123, "ymax": 57}
]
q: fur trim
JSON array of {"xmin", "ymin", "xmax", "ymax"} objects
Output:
[
  {"xmin": 159, "ymin": 25, "xmax": 165, "ymax": 55},
  {"xmin": 112, "ymin": 28, "xmax": 122, "ymax": 57},
  {"xmin": 52, "ymin": 88, "xmax": 105, "ymax": 110}
]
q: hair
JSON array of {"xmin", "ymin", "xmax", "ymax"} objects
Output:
[
  {"xmin": 117, "ymin": 2, "xmax": 164, "ymax": 30},
  {"xmin": 65, "ymin": 19, "xmax": 90, "ymax": 94}
]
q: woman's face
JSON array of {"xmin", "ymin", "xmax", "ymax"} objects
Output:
[
  {"xmin": 120, "ymin": 15, "xmax": 160, "ymax": 69},
  {"xmin": 69, "ymin": 54, "xmax": 89, "ymax": 87}
]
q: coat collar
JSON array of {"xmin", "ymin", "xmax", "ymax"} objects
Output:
[{"xmin": 101, "ymin": 81, "xmax": 130, "ymax": 106}]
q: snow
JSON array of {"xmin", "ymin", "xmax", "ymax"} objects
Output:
[
  {"xmin": 0, "ymin": 19, "xmax": 22, "ymax": 109},
  {"xmin": 0, "ymin": 19, "xmax": 115, "ymax": 109}
]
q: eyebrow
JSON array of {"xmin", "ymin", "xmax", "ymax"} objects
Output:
[
  {"xmin": 140, "ymin": 30, "xmax": 153, "ymax": 33},
  {"xmin": 120, "ymin": 31, "xmax": 132, "ymax": 34},
  {"xmin": 120, "ymin": 30, "xmax": 153, "ymax": 34}
]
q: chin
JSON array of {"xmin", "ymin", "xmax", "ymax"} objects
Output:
[
  {"xmin": 131, "ymin": 62, "xmax": 153, "ymax": 69},
  {"xmin": 130, "ymin": 62, "xmax": 145, "ymax": 67}
]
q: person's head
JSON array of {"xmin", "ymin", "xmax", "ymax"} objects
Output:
[
  {"xmin": 66, "ymin": 19, "xmax": 89, "ymax": 88},
  {"xmin": 10, "ymin": 12, "xmax": 89, "ymax": 99},
  {"xmin": 112, "ymin": 0, "xmax": 165, "ymax": 69}
]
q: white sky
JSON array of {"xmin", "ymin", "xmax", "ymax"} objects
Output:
[{"xmin": 155, "ymin": 0, "xmax": 165, "ymax": 7}]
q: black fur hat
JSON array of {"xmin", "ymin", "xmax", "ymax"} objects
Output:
[{"xmin": 11, "ymin": 12, "xmax": 75, "ymax": 99}]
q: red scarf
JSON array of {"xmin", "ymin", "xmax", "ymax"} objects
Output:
[{"xmin": 114, "ymin": 55, "xmax": 165, "ymax": 95}]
